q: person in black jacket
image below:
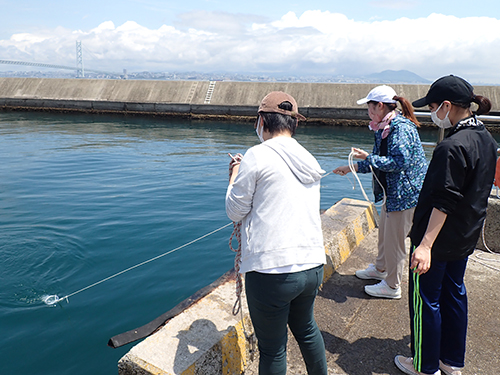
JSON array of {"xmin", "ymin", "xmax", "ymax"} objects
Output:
[{"xmin": 394, "ymin": 75, "xmax": 498, "ymax": 375}]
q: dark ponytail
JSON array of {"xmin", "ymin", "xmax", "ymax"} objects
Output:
[
  {"xmin": 472, "ymin": 95, "xmax": 492, "ymax": 116},
  {"xmin": 385, "ymin": 96, "xmax": 420, "ymax": 127}
]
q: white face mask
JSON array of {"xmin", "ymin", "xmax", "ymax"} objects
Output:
[
  {"xmin": 431, "ymin": 102, "xmax": 453, "ymax": 129},
  {"xmin": 255, "ymin": 117, "xmax": 265, "ymax": 143}
]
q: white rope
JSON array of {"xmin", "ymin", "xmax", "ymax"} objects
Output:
[
  {"xmin": 471, "ymin": 215, "xmax": 500, "ymax": 272},
  {"xmin": 44, "ymin": 222, "xmax": 233, "ymax": 305},
  {"xmin": 480, "ymin": 214, "xmax": 498, "ymax": 255},
  {"xmin": 348, "ymin": 149, "xmax": 387, "ymax": 207}
]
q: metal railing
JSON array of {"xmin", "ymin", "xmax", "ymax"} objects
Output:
[
  {"xmin": 414, "ymin": 111, "xmax": 500, "ymax": 154},
  {"xmin": 414, "ymin": 111, "xmax": 500, "ymax": 122}
]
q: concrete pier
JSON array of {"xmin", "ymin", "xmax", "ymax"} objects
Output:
[
  {"xmin": 117, "ymin": 195, "xmax": 500, "ymax": 374},
  {"xmin": 117, "ymin": 198, "xmax": 378, "ymax": 375},
  {"xmin": 262, "ymin": 226, "xmax": 500, "ymax": 374},
  {"xmin": 1, "ymin": 78, "xmax": 500, "ymax": 125}
]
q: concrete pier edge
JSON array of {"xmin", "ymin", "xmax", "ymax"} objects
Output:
[{"xmin": 117, "ymin": 198, "xmax": 378, "ymax": 375}]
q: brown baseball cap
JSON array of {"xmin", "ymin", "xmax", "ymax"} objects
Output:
[{"xmin": 258, "ymin": 91, "xmax": 306, "ymax": 121}]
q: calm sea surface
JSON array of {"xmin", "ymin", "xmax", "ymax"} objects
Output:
[{"xmin": 0, "ymin": 112, "xmax": 495, "ymax": 374}]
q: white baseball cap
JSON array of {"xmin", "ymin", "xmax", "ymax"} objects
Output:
[{"xmin": 357, "ymin": 85, "xmax": 397, "ymax": 105}]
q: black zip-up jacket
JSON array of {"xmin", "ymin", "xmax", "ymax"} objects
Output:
[{"xmin": 410, "ymin": 116, "xmax": 498, "ymax": 261}]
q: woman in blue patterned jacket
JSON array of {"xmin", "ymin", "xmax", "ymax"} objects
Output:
[{"xmin": 333, "ymin": 85, "xmax": 427, "ymax": 299}]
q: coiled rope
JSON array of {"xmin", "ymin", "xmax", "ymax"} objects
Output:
[
  {"xmin": 471, "ymin": 215, "xmax": 500, "ymax": 272},
  {"xmin": 228, "ymin": 153, "xmax": 244, "ymax": 316},
  {"xmin": 229, "ymin": 221, "xmax": 243, "ymax": 315},
  {"xmin": 228, "ymin": 153, "xmax": 257, "ymax": 358}
]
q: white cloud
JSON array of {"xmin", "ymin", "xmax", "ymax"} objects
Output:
[
  {"xmin": 1, "ymin": 10, "xmax": 500, "ymax": 83},
  {"xmin": 174, "ymin": 10, "xmax": 264, "ymax": 34}
]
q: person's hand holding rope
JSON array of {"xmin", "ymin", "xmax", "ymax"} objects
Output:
[
  {"xmin": 350, "ymin": 147, "xmax": 368, "ymax": 160},
  {"xmin": 333, "ymin": 147, "xmax": 367, "ymax": 176},
  {"xmin": 410, "ymin": 244, "xmax": 432, "ymax": 275},
  {"xmin": 228, "ymin": 153, "xmax": 243, "ymax": 185},
  {"xmin": 333, "ymin": 165, "xmax": 352, "ymax": 176}
]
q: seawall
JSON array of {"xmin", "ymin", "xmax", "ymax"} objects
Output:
[
  {"xmin": 1, "ymin": 78, "xmax": 500, "ymax": 125},
  {"xmin": 117, "ymin": 198, "xmax": 379, "ymax": 375}
]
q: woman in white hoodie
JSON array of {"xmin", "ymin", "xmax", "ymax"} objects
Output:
[{"xmin": 226, "ymin": 91, "xmax": 327, "ymax": 375}]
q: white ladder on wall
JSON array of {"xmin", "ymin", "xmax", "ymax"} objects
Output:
[{"xmin": 204, "ymin": 81, "xmax": 216, "ymax": 104}]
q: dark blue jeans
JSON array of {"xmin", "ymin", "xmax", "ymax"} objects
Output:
[{"xmin": 245, "ymin": 265, "xmax": 327, "ymax": 375}]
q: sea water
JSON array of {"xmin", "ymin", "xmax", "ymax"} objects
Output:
[{"xmin": 0, "ymin": 111, "xmax": 468, "ymax": 374}]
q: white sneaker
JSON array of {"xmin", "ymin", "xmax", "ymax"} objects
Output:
[
  {"xmin": 394, "ymin": 355, "xmax": 441, "ymax": 375},
  {"xmin": 365, "ymin": 280, "xmax": 401, "ymax": 299},
  {"xmin": 439, "ymin": 360, "xmax": 462, "ymax": 375},
  {"xmin": 355, "ymin": 263, "xmax": 387, "ymax": 280}
]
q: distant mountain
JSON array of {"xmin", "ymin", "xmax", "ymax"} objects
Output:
[{"xmin": 366, "ymin": 70, "xmax": 430, "ymax": 84}]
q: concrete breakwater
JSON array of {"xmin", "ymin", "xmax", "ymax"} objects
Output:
[{"xmin": 1, "ymin": 77, "xmax": 500, "ymax": 125}]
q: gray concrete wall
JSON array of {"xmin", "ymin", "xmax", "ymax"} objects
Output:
[{"xmin": 1, "ymin": 78, "xmax": 500, "ymax": 124}]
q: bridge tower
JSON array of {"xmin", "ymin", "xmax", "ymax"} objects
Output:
[{"xmin": 76, "ymin": 41, "xmax": 84, "ymax": 78}]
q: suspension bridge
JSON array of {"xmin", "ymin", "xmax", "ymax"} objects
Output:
[{"xmin": 0, "ymin": 41, "xmax": 125, "ymax": 79}]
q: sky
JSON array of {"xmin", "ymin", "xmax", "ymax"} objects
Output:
[{"xmin": 2, "ymin": 0, "xmax": 500, "ymax": 83}]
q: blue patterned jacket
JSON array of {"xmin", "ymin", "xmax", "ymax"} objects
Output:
[{"xmin": 357, "ymin": 114, "xmax": 428, "ymax": 212}]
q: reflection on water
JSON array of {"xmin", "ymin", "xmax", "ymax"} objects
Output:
[{"xmin": 0, "ymin": 111, "xmax": 494, "ymax": 375}]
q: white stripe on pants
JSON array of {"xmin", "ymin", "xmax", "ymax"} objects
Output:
[{"xmin": 375, "ymin": 204, "xmax": 415, "ymax": 289}]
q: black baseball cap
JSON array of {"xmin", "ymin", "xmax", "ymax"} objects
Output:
[{"xmin": 412, "ymin": 75, "xmax": 474, "ymax": 108}]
